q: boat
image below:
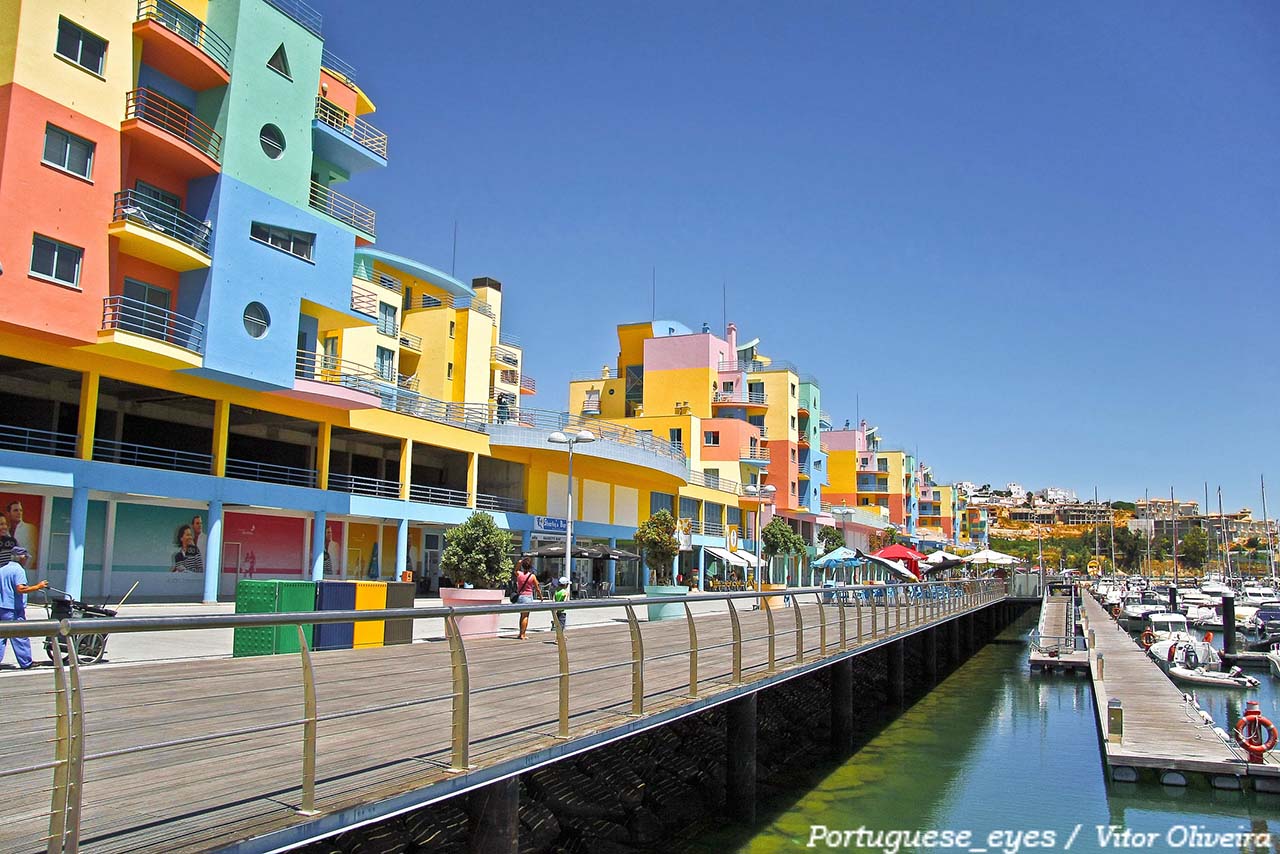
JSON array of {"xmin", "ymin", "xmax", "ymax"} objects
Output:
[
  {"xmin": 1176, "ymin": 589, "xmax": 1212, "ymax": 614},
  {"xmin": 1148, "ymin": 638, "xmax": 1223, "ymax": 672},
  {"xmin": 1120, "ymin": 592, "xmax": 1166, "ymax": 630},
  {"xmin": 1240, "ymin": 585, "xmax": 1278, "ymax": 607},
  {"xmin": 1142, "ymin": 612, "xmax": 1196, "ymax": 644},
  {"xmin": 1187, "ymin": 603, "xmax": 1223, "ymax": 631},
  {"xmin": 1245, "ymin": 602, "xmax": 1280, "ymax": 635},
  {"xmin": 1268, "ymin": 644, "xmax": 1280, "ymax": 679},
  {"xmin": 1168, "ymin": 664, "xmax": 1260, "ymax": 689}
]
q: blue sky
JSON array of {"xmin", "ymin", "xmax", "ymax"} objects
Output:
[{"xmin": 313, "ymin": 1, "xmax": 1279, "ymax": 512}]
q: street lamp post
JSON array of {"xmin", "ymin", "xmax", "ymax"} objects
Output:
[
  {"xmin": 745, "ymin": 483, "xmax": 776, "ymax": 595},
  {"xmin": 548, "ymin": 429, "xmax": 596, "ymax": 584}
]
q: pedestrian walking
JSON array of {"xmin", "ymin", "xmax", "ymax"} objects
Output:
[
  {"xmin": 0, "ymin": 545, "xmax": 47, "ymax": 669},
  {"xmin": 514, "ymin": 557, "xmax": 541, "ymax": 640},
  {"xmin": 553, "ymin": 575, "xmax": 570, "ymax": 630}
]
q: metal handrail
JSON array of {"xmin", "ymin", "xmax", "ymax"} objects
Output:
[
  {"xmin": 352, "ymin": 264, "xmax": 402, "ymax": 293},
  {"xmin": 328, "ymin": 472, "xmax": 400, "ymax": 499},
  {"xmin": 686, "ymin": 470, "xmax": 743, "ymax": 495},
  {"xmin": 490, "ymin": 345, "xmax": 519, "ymax": 366},
  {"xmin": 320, "ymin": 47, "xmax": 356, "ymax": 84},
  {"xmin": 263, "ymin": 0, "xmax": 322, "ymax": 36},
  {"xmin": 136, "ymin": 0, "xmax": 232, "ymax": 71},
  {"xmin": 350, "ymin": 284, "xmax": 377, "ymax": 317},
  {"xmin": 491, "ymin": 405, "xmax": 687, "ymax": 464},
  {"xmin": 376, "ymin": 317, "xmax": 398, "ymax": 338},
  {"xmin": 414, "ymin": 294, "xmax": 455, "ymax": 310},
  {"xmin": 112, "ymin": 189, "xmax": 212, "ymax": 255},
  {"xmin": 717, "ymin": 359, "xmax": 801, "ymax": 374},
  {"xmin": 224, "ymin": 457, "xmax": 317, "ymax": 488},
  {"xmin": 0, "ymin": 424, "xmax": 77, "ymax": 457},
  {"xmin": 101, "ymin": 295, "xmax": 206, "ymax": 354},
  {"xmin": 713, "ymin": 390, "xmax": 768, "ymax": 406},
  {"xmin": 92, "ymin": 437, "xmax": 212, "ymax": 474},
  {"xmin": 294, "ymin": 349, "xmax": 383, "ymax": 395},
  {"xmin": 741, "ymin": 446, "xmax": 771, "ymax": 462},
  {"xmin": 314, "ymin": 97, "xmax": 387, "ymax": 158},
  {"xmin": 519, "ymin": 374, "xmax": 536, "ymax": 393},
  {"xmin": 124, "ymin": 88, "xmax": 221, "ymax": 161},
  {"xmin": 309, "ymin": 180, "xmax": 375, "ymax": 235},
  {"xmin": 408, "ymin": 484, "xmax": 468, "ymax": 507},
  {"xmin": 458, "ymin": 297, "xmax": 494, "ymax": 319},
  {"xmin": 398, "ymin": 331, "xmax": 422, "ymax": 351},
  {"xmin": 498, "ymin": 331, "xmax": 520, "ymax": 347},
  {"xmin": 570, "ymin": 368, "xmax": 616, "ymax": 382},
  {"xmin": 475, "ymin": 493, "xmax": 525, "ymax": 513}
]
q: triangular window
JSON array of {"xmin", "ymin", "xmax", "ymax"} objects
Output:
[{"xmin": 267, "ymin": 44, "xmax": 291, "ymax": 79}]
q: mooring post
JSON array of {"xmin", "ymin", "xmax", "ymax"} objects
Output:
[
  {"xmin": 923, "ymin": 626, "xmax": 938, "ymax": 686},
  {"xmin": 726, "ymin": 693, "xmax": 758, "ymax": 824},
  {"xmin": 1221, "ymin": 594, "xmax": 1237, "ymax": 657},
  {"xmin": 467, "ymin": 775, "xmax": 519, "ymax": 854},
  {"xmin": 886, "ymin": 639, "xmax": 905, "ymax": 708},
  {"xmin": 830, "ymin": 657, "xmax": 854, "ymax": 755}
]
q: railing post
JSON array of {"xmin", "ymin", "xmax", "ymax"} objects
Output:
[
  {"xmin": 764, "ymin": 597, "xmax": 776, "ymax": 673},
  {"xmin": 790, "ymin": 590, "xmax": 804, "ymax": 664},
  {"xmin": 814, "ymin": 593, "xmax": 827, "ymax": 656},
  {"xmin": 683, "ymin": 602, "xmax": 698, "ymax": 699},
  {"xmin": 624, "ymin": 604, "xmax": 644, "ymax": 716},
  {"xmin": 296, "ymin": 626, "xmax": 319, "ymax": 815},
  {"xmin": 837, "ymin": 588, "xmax": 848, "ymax": 649},
  {"xmin": 62, "ymin": 642, "xmax": 85, "ymax": 854},
  {"xmin": 728, "ymin": 597, "xmax": 743, "ymax": 684},
  {"xmin": 871, "ymin": 588, "xmax": 878, "ymax": 637},
  {"xmin": 856, "ymin": 592, "xmax": 863, "ymax": 643},
  {"xmin": 444, "ymin": 615, "xmax": 471, "ymax": 770},
  {"xmin": 47, "ymin": 648, "xmax": 71, "ymax": 854},
  {"xmin": 553, "ymin": 612, "xmax": 570, "ymax": 736}
]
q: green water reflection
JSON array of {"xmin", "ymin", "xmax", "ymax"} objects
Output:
[{"xmin": 736, "ymin": 612, "xmax": 1278, "ymax": 854}]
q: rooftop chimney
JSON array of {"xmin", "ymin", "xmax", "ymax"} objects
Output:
[{"xmin": 726, "ymin": 322, "xmax": 737, "ymax": 353}]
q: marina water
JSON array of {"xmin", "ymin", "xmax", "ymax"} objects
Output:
[{"xmin": 701, "ymin": 611, "xmax": 1279, "ymax": 853}]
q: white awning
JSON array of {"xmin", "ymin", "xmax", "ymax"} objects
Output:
[{"xmin": 705, "ymin": 546, "xmax": 749, "ymax": 568}]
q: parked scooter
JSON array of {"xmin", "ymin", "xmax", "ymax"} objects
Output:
[{"xmin": 40, "ymin": 582, "xmax": 137, "ymax": 665}]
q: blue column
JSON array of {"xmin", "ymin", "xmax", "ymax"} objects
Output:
[
  {"xmin": 203, "ymin": 500, "xmax": 223, "ymax": 603},
  {"xmin": 396, "ymin": 517, "xmax": 409, "ymax": 580},
  {"xmin": 697, "ymin": 546, "xmax": 706, "ymax": 590},
  {"xmin": 606, "ymin": 537, "xmax": 617, "ymax": 591},
  {"xmin": 65, "ymin": 486, "xmax": 89, "ymax": 600},
  {"xmin": 310, "ymin": 509, "xmax": 326, "ymax": 583},
  {"xmin": 521, "ymin": 530, "xmax": 532, "ymax": 552}
]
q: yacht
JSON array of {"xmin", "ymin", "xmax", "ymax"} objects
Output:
[
  {"xmin": 1121, "ymin": 592, "xmax": 1166, "ymax": 629},
  {"xmin": 1143, "ymin": 612, "xmax": 1196, "ymax": 644},
  {"xmin": 1201, "ymin": 578, "xmax": 1232, "ymax": 598},
  {"xmin": 1240, "ymin": 584, "xmax": 1278, "ymax": 606},
  {"xmin": 1149, "ymin": 637, "xmax": 1222, "ymax": 672}
]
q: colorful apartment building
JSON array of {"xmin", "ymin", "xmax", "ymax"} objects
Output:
[{"xmin": 0, "ymin": 0, "xmax": 689, "ymax": 601}]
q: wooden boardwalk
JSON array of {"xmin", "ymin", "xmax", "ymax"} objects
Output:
[
  {"xmin": 1079, "ymin": 593, "xmax": 1280, "ymax": 789},
  {"xmin": 1028, "ymin": 593, "xmax": 1087, "ymax": 671},
  {"xmin": 0, "ymin": 589, "xmax": 1000, "ymax": 854}
]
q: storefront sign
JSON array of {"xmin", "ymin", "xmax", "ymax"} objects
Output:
[
  {"xmin": 727, "ymin": 525, "xmax": 739, "ymax": 553},
  {"xmin": 535, "ymin": 516, "xmax": 568, "ymax": 534},
  {"xmin": 677, "ymin": 518, "xmax": 693, "ymax": 551}
]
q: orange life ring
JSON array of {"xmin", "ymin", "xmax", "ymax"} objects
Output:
[
  {"xmin": 1234, "ymin": 715, "xmax": 1279, "ymax": 758},
  {"xmin": 1112, "ymin": 605, "xmax": 1121, "ymax": 618},
  {"xmin": 1140, "ymin": 629, "xmax": 1156, "ymax": 649}
]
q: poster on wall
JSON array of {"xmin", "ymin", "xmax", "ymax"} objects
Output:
[
  {"xmin": 0, "ymin": 491, "xmax": 44, "ymax": 565},
  {"xmin": 346, "ymin": 522, "xmax": 381, "ymax": 580},
  {"xmin": 112, "ymin": 503, "xmax": 211, "ymax": 599},
  {"xmin": 316, "ymin": 520, "xmax": 345, "ymax": 578},
  {"xmin": 221, "ymin": 512, "xmax": 306, "ymax": 581}
]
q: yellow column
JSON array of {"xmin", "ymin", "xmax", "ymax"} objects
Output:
[
  {"xmin": 399, "ymin": 438, "xmax": 413, "ymax": 499},
  {"xmin": 317, "ymin": 423, "xmax": 332, "ymax": 490},
  {"xmin": 75, "ymin": 371, "xmax": 99, "ymax": 461},
  {"xmin": 608, "ymin": 485, "xmax": 617, "ymax": 526},
  {"xmin": 211, "ymin": 399, "xmax": 230, "ymax": 477},
  {"xmin": 466, "ymin": 451, "xmax": 479, "ymax": 508}
]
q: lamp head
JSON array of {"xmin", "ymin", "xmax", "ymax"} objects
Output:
[
  {"xmin": 548, "ymin": 431, "xmax": 569, "ymax": 444},
  {"xmin": 574, "ymin": 429, "xmax": 596, "ymax": 443}
]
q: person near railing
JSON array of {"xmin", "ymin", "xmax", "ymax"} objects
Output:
[
  {"xmin": 553, "ymin": 575, "xmax": 569, "ymax": 629},
  {"xmin": 0, "ymin": 545, "xmax": 46, "ymax": 669},
  {"xmin": 514, "ymin": 557, "xmax": 541, "ymax": 640}
]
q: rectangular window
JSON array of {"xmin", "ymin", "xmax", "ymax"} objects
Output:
[
  {"xmin": 375, "ymin": 346, "xmax": 394, "ymax": 381},
  {"xmin": 878, "ymin": 459, "xmax": 889, "ymax": 472},
  {"xmin": 668, "ymin": 428, "xmax": 682, "ymax": 453},
  {"xmin": 448, "ymin": 320, "xmax": 455, "ymax": 338},
  {"xmin": 679, "ymin": 496, "xmax": 700, "ymax": 521},
  {"xmin": 721, "ymin": 380, "xmax": 734, "ymax": 394},
  {"xmin": 790, "ymin": 448, "xmax": 796, "ymax": 462},
  {"xmin": 790, "ymin": 383, "xmax": 797, "ymax": 397},
  {"xmin": 704, "ymin": 468, "xmax": 719, "ymax": 489},
  {"xmin": 56, "ymin": 18, "xmax": 107, "ymax": 76},
  {"xmin": 650, "ymin": 492, "xmax": 674, "ymax": 516},
  {"xmin": 703, "ymin": 431, "xmax": 719, "ymax": 446},
  {"xmin": 42, "ymin": 124, "xmax": 94, "ymax": 178},
  {"xmin": 250, "ymin": 222, "xmax": 314, "ymax": 261},
  {"xmin": 877, "ymin": 478, "xmax": 889, "ymax": 491},
  {"xmin": 790, "ymin": 482, "xmax": 797, "ymax": 495},
  {"xmin": 727, "ymin": 506, "xmax": 741, "ymax": 527},
  {"xmin": 377, "ymin": 301, "xmax": 397, "ymax": 336},
  {"xmin": 790, "ymin": 416, "xmax": 797, "ymax": 429},
  {"xmin": 135, "ymin": 180, "xmax": 180, "ymax": 210},
  {"xmin": 29, "ymin": 234, "xmax": 83, "ymax": 287},
  {"xmin": 446, "ymin": 362, "xmax": 454, "ymax": 380}
]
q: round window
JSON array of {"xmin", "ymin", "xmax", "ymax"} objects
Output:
[
  {"xmin": 259, "ymin": 124, "xmax": 285, "ymax": 159},
  {"xmin": 243, "ymin": 302, "xmax": 270, "ymax": 338}
]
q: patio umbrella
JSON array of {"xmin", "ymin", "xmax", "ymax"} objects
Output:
[
  {"xmin": 523, "ymin": 543, "xmax": 595, "ymax": 558},
  {"xmin": 872, "ymin": 544, "xmax": 928, "ymax": 578},
  {"xmin": 586, "ymin": 545, "xmax": 640, "ymax": 561},
  {"xmin": 854, "ymin": 548, "xmax": 917, "ymax": 582},
  {"xmin": 963, "ymin": 548, "xmax": 1019, "ymax": 566},
  {"xmin": 926, "ymin": 549, "xmax": 964, "ymax": 564},
  {"xmin": 811, "ymin": 546, "xmax": 861, "ymax": 569}
]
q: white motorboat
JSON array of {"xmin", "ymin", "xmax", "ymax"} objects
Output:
[
  {"xmin": 1240, "ymin": 585, "xmax": 1278, "ymax": 607},
  {"xmin": 1121, "ymin": 592, "xmax": 1166, "ymax": 629},
  {"xmin": 1142, "ymin": 612, "xmax": 1196, "ymax": 644},
  {"xmin": 1267, "ymin": 644, "xmax": 1280, "ymax": 679},
  {"xmin": 1149, "ymin": 638, "xmax": 1223, "ymax": 672},
  {"xmin": 1201, "ymin": 579, "xmax": 1232, "ymax": 598},
  {"xmin": 1176, "ymin": 589, "xmax": 1211, "ymax": 613},
  {"xmin": 1168, "ymin": 665, "xmax": 1260, "ymax": 689},
  {"xmin": 1188, "ymin": 603, "xmax": 1223, "ymax": 630}
]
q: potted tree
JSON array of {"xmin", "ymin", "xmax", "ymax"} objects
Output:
[
  {"xmin": 760, "ymin": 517, "xmax": 806, "ymax": 609},
  {"xmin": 635, "ymin": 509, "xmax": 684, "ymax": 621},
  {"xmin": 439, "ymin": 511, "xmax": 515, "ymax": 639}
]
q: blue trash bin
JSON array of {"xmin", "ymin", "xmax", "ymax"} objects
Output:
[{"xmin": 314, "ymin": 580, "xmax": 356, "ymax": 650}]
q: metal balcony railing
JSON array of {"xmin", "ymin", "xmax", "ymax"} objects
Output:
[
  {"xmin": 315, "ymin": 97, "xmax": 387, "ymax": 159},
  {"xmin": 498, "ymin": 331, "xmax": 520, "ymax": 347},
  {"xmin": 415, "ymin": 294, "xmax": 455, "ymax": 310},
  {"xmin": 681, "ymin": 518, "xmax": 702, "ymax": 535},
  {"xmin": 520, "ymin": 374, "xmax": 536, "ymax": 394},
  {"xmin": 703, "ymin": 519, "xmax": 725, "ymax": 536},
  {"xmin": 489, "ymin": 406, "xmax": 687, "ymax": 465},
  {"xmin": 458, "ymin": 297, "xmax": 495, "ymax": 319},
  {"xmin": 93, "ymin": 437, "xmax": 212, "ymax": 474},
  {"xmin": 686, "ymin": 470, "xmax": 743, "ymax": 495},
  {"xmin": 717, "ymin": 359, "xmax": 800, "ymax": 374},
  {"xmin": 740, "ymin": 446, "xmax": 771, "ymax": 462},
  {"xmin": 353, "ymin": 264, "xmax": 402, "ymax": 294},
  {"xmin": 294, "ymin": 349, "xmax": 382, "ymax": 395},
  {"xmin": 320, "ymin": 47, "xmax": 356, "ymax": 85},
  {"xmin": 798, "ymin": 461, "xmax": 812, "ymax": 476},
  {"xmin": 101, "ymin": 295, "xmax": 206, "ymax": 354},
  {"xmin": 491, "ymin": 345, "xmax": 519, "ymax": 367},
  {"xmin": 713, "ymin": 390, "xmax": 768, "ymax": 406},
  {"xmin": 819, "ymin": 410, "xmax": 832, "ymax": 428},
  {"xmin": 398, "ymin": 331, "xmax": 422, "ymax": 351},
  {"xmin": 397, "ymin": 373, "xmax": 418, "ymax": 392},
  {"xmin": 309, "ymin": 180, "xmax": 375, "ymax": 235},
  {"xmin": 376, "ymin": 317, "xmax": 398, "ymax": 338},
  {"xmin": 329, "ymin": 472, "xmax": 400, "ymax": 499},
  {"xmin": 112, "ymin": 190, "xmax": 212, "ymax": 255},
  {"xmin": 351, "ymin": 284, "xmax": 377, "ymax": 317},
  {"xmin": 263, "ymin": 0, "xmax": 322, "ymax": 37},
  {"xmin": 409, "ymin": 484, "xmax": 469, "ymax": 508},
  {"xmin": 136, "ymin": 0, "xmax": 232, "ymax": 70},
  {"xmin": 0, "ymin": 424, "xmax": 77, "ymax": 458},
  {"xmin": 571, "ymin": 368, "xmax": 616, "ymax": 381},
  {"xmin": 475, "ymin": 493, "xmax": 526, "ymax": 514},
  {"xmin": 224, "ymin": 457, "xmax": 316, "ymax": 488},
  {"xmin": 124, "ymin": 88, "xmax": 221, "ymax": 161}
]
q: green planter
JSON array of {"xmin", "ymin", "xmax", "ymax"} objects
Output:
[{"xmin": 644, "ymin": 585, "xmax": 688, "ymax": 622}]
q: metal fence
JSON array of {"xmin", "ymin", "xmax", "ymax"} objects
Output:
[
  {"xmin": 0, "ymin": 579, "xmax": 1006, "ymax": 854},
  {"xmin": 101, "ymin": 295, "xmax": 206, "ymax": 354}
]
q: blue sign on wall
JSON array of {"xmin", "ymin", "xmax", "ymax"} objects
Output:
[{"xmin": 534, "ymin": 516, "xmax": 567, "ymax": 534}]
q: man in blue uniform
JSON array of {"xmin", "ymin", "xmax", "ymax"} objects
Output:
[{"xmin": 0, "ymin": 545, "xmax": 47, "ymax": 669}]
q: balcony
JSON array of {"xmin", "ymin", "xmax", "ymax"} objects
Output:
[
  {"xmin": 121, "ymin": 88, "xmax": 221, "ymax": 177},
  {"xmin": 491, "ymin": 345, "xmax": 520, "ymax": 368},
  {"xmin": 712, "ymin": 390, "xmax": 768, "ymax": 410},
  {"xmin": 798, "ymin": 460, "xmax": 811, "ymax": 478},
  {"xmin": 0, "ymin": 424, "xmax": 77, "ymax": 458},
  {"xmin": 351, "ymin": 284, "xmax": 377, "ymax": 317},
  {"xmin": 93, "ymin": 437, "xmax": 212, "ymax": 474},
  {"xmin": 95, "ymin": 295, "xmax": 205, "ymax": 368},
  {"xmin": 353, "ymin": 264, "xmax": 402, "ymax": 294},
  {"xmin": 376, "ymin": 316, "xmax": 398, "ymax": 338},
  {"xmin": 686, "ymin": 470, "xmax": 742, "ymax": 495},
  {"xmin": 519, "ymin": 374, "xmax": 536, "ymax": 395},
  {"xmin": 476, "ymin": 493, "xmax": 526, "ymax": 514},
  {"xmin": 411, "ymin": 294, "xmax": 455, "ymax": 311},
  {"xmin": 312, "ymin": 97, "xmax": 388, "ymax": 175},
  {"xmin": 108, "ymin": 190, "xmax": 212, "ymax": 271},
  {"xmin": 134, "ymin": 0, "xmax": 231, "ymax": 90},
  {"xmin": 408, "ymin": 484, "xmax": 469, "ymax": 508},
  {"xmin": 397, "ymin": 372, "xmax": 419, "ymax": 392},
  {"xmin": 225, "ymin": 457, "xmax": 316, "ymax": 488},
  {"xmin": 703, "ymin": 519, "xmax": 725, "ymax": 537},
  {"xmin": 309, "ymin": 180, "xmax": 375, "ymax": 238},
  {"xmin": 329, "ymin": 472, "xmax": 400, "ymax": 499},
  {"xmin": 740, "ymin": 446, "xmax": 770, "ymax": 466},
  {"xmin": 819, "ymin": 410, "xmax": 832, "ymax": 429},
  {"xmin": 717, "ymin": 359, "xmax": 800, "ymax": 375},
  {"xmin": 286, "ymin": 349, "xmax": 383, "ymax": 410},
  {"xmin": 263, "ymin": 0, "xmax": 322, "ymax": 36},
  {"xmin": 398, "ymin": 330, "xmax": 422, "ymax": 352}
]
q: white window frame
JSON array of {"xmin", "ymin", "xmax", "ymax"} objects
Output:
[{"xmin": 250, "ymin": 222, "xmax": 314, "ymax": 262}]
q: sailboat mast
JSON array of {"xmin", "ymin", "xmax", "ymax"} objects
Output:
[
  {"xmin": 1263, "ymin": 474, "xmax": 1276, "ymax": 583},
  {"xmin": 1108, "ymin": 498, "xmax": 1116, "ymax": 575},
  {"xmin": 1218, "ymin": 486, "xmax": 1232, "ymax": 581},
  {"xmin": 1094, "ymin": 486, "xmax": 1100, "ymax": 568},
  {"xmin": 1171, "ymin": 486, "xmax": 1178, "ymax": 583},
  {"xmin": 1144, "ymin": 488, "xmax": 1151, "ymax": 576}
]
